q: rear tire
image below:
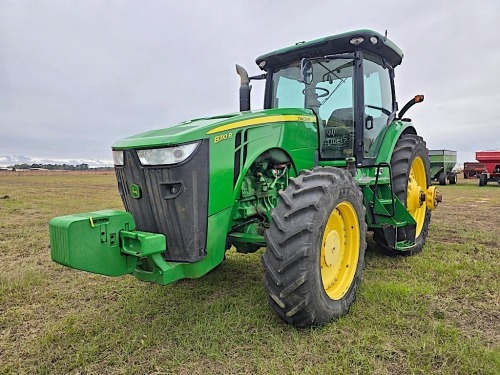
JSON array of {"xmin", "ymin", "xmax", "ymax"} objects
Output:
[
  {"xmin": 448, "ymin": 172, "xmax": 457, "ymax": 185},
  {"xmin": 374, "ymin": 134, "xmax": 431, "ymax": 256},
  {"xmin": 262, "ymin": 167, "xmax": 366, "ymax": 327},
  {"xmin": 438, "ymin": 172, "xmax": 447, "ymax": 185},
  {"xmin": 479, "ymin": 173, "xmax": 487, "ymax": 186}
]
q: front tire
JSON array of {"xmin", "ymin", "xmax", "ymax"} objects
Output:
[
  {"xmin": 374, "ymin": 134, "xmax": 432, "ymax": 256},
  {"xmin": 262, "ymin": 167, "xmax": 366, "ymax": 327}
]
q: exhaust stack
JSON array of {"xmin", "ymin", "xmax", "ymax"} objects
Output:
[{"xmin": 236, "ymin": 64, "xmax": 251, "ymax": 111}]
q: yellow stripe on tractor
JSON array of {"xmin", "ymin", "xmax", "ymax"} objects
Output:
[{"xmin": 207, "ymin": 115, "xmax": 317, "ymax": 135}]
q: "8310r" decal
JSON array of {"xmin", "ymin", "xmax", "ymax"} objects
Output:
[{"xmin": 214, "ymin": 132, "xmax": 233, "ymax": 143}]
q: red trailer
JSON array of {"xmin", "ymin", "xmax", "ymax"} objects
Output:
[
  {"xmin": 463, "ymin": 162, "xmax": 486, "ymax": 179},
  {"xmin": 476, "ymin": 150, "xmax": 500, "ymax": 186}
]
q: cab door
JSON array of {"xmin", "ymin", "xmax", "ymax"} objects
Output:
[{"xmin": 362, "ymin": 55, "xmax": 395, "ymax": 159}]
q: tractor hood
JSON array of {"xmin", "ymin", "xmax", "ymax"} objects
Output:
[{"xmin": 112, "ymin": 108, "xmax": 315, "ymax": 149}]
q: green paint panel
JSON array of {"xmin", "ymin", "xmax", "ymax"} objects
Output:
[{"xmin": 111, "ymin": 108, "xmax": 315, "ymax": 150}]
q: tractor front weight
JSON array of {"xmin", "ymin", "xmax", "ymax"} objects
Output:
[{"xmin": 49, "ymin": 209, "xmax": 229, "ymax": 285}]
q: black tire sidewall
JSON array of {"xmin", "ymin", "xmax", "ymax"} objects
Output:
[
  {"xmin": 480, "ymin": 174, "xmax": 487, "ymax": 186},
  {"xmin": 374, "ymin": 134, "xmax": 431, "ymax": 255},
  {"xmin": 448, "ymin": 172, "xmax": 457, "ymax": 184},
  {"xmin": 262, "ymin": 167, "xmax": 367, "ymax": 326},
  {"xmin": 309, "ymin": 180, "xmax": 366, "ymax": 320},
  {"xmin": 396, "ymin": 135, "xmax": 431, "ymax": 252},
  {"xmin": 439, "ymin": 172, "xmax": 446, "ymax": 185}
]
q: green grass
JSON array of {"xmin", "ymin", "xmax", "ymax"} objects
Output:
[{"xmin": 1, "ymin": 172, "xmax": 499, "ymax": 374}]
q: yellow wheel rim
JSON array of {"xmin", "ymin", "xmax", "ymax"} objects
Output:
[
  {"xmin": 320, "ymin": 201, "xmax": 360, "ymax": 300},
  {"xmin": 407, "ymin": 156, "xmax": 427, "ymax": 237}
]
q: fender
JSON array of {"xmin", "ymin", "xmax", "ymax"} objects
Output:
[{"xmin": 375, "ymin": 121, "xmax": 417, "ymax": 165}]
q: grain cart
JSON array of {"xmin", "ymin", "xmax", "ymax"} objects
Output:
[
  {"xmin": 428, "ymin": 149, "xmax": 457, "ymax": 185},
  {"xmin": 476, "ymin": 150, "xmax": 500, "ymax": 186},
  {"xmin": 50, "ymin": 30, "xmax": 441, "ymax": 327},
  {"xmin": 463, "ymin": 162, "xmax": 486, "ymax": 179}
]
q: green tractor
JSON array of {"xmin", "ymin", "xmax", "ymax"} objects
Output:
[{"xmin": 50, "ymin": 29, "xmax": 441, "ymax": 327}]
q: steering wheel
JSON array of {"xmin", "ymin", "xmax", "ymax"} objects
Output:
[{"xmin": 302, "ymin": 87, "xmax": 330, "ymax": 99}]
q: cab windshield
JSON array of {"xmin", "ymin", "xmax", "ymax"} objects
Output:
[{"xmin": 271, "ymin": 58, "xmax": 355, "ymax": 159}]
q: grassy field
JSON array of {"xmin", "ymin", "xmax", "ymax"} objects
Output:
[{"xmin": 0, "ymin": 171, "xmax": 498, "ymax": 374}]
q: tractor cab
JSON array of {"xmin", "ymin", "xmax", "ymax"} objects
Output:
[{"xmin": 256, "ymin": 30, "xmax": 402, "ymax": 166}]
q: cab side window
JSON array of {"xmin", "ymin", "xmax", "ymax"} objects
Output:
[
  {"xmin": 363, "ymin": 58, "xmax": 393, "ymax": 158},
  {"xmin": 317, "ymin": 61, "xmax": 355, "ymax": 159},
  {"xmin": 273, "ymin": 74, "xmax": 305, "ymax": 108}
]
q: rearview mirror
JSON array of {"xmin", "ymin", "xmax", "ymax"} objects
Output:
[{"xmin": 300, "ymin": 58, "xmax": 313, "ymax": 84}]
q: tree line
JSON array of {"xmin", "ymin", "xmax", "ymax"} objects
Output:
[{"xmin": 9, "ymin": 163, "xmax": 90, "ymax": 170}]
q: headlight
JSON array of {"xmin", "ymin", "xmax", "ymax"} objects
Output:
[
  {"xmin": 137, "ymin": 142, "xmax": 200, "ymax": 166},
  {"xmin": 112, "ymin": 150, "xmax": 124, "ymax": 166}
]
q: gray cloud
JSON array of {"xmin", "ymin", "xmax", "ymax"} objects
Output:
[{"xmin": 1, "ymin": 0, "xmax": 499, "ymax": 165}]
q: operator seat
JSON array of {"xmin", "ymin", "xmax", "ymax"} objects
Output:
[{"xmin": 328, "ymin": 108, "xmax": 354, "ymax": 126}]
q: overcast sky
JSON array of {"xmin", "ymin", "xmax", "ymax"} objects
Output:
[{"xmin": 1, "ymin": 0, "xmax": 499, "ymax": 166}]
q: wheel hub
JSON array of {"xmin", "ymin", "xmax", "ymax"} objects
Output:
[
  {"xmin": 406, "ymin": 156, "xmax": 428, "ymax": 237},
  {"xmin": 426, "ymin": 185, "xmax": 442, "ymax": 210},
  {"xmin": 324, "ymin": 230, "xmax": 341, "ymax": 267},
  {"xmin": 320, "ymin": 201, "xmax": 360, "ymax": 300},
  {"xmin": 407, "ymin": 176, "xmax": 424, "ymax": 211}
]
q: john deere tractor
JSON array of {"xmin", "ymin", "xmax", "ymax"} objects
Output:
[{"xmin": 50, "ymin": 29, "xmax": 441, "ymax": 327}]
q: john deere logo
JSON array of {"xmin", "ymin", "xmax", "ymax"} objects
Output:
[{"xmin": 129, "ymin": 184, "xmax": 141, "ymax": 199}]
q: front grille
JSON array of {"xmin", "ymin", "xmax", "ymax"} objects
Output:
[{"xmin": 115, "ymin": 140, "xmax": 209, "ymax": 262}]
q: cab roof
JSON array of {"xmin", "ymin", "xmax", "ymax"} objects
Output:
[{"xmin": 256, "ymin": 29, "xmax": 404, "ymax": 70}]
